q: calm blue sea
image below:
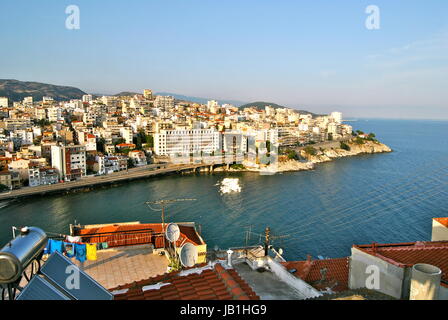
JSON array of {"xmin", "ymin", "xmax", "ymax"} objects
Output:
[{"xmin": 1, "ymin": 119, "xmax": 447, "ymax": 260}]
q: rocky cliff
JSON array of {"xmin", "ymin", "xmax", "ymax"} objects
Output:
[
  {"xmin": 214, "ymin": 139, "xmax": 392, "ymax": 173},
  {"xmin": 300, "ymin": 140, "xmax": 392, "ymax": 164}
]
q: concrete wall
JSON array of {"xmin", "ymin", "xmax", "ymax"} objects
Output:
[
  {"xmin": 431, "ymin": 219, "xmax": 448, "ymax": 241},
  {"xmin": 266, "ymin": 257, "xmax": 322, "ymax": 299},
  {"xmin": 349, "ymin": 247, "xmax": 405, "ymax": 299},
  {"xmin": 438, "ymin": 285, "xmax": 448, "ymax": 300}
]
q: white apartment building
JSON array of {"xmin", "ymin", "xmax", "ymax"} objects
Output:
[
  {"xmin": 330, "ymin": 112, "xmax": 342, "ymax": 124},
  {"xmin": 207, "ymin": 100, "xmax": 219, "ymax": 111},
  {"xmin": 120, "ymin": 127, "xmax": 133, "ymax": 144},
  {"xmin": 0, "ymin": 97, "xmax": 8, "ymax": 108},
  {"xmin": 34, "ymin": 107, "xmax": 46, "ymax": 120},
  {"xmin": 51, "ymin": 145, "xmax": 87, "ymax": 181},
  {"xmin": 11, "ymin": 129, "xmax": 34, "ymax": 146},
  {"xmin": 23, "ymin": 96, "xmax": 33, "ymax": 105},
  {"xmin": 154, "ymin": 129, "xmax": 220, "ymax": 156},
  {"xmin": 47, "ymin": 106, "xmax": 62, "ymax": 122},
  {"xmin": 82, "ymin": 94, "xmax": 93, "ymax": 103},
  {"xmin": 28, "ymin": 166, "xmax": 59, "ymax": 187},
  {"xmin": 95, "ymin": 155, "xmax": 127, "ymax": 175},
  {"xmin": 78, "ymin": 131, "xmax": 97, "ymax": 152},
  {"xmin": 154, "ymin": 95, "xmax": 174, "ymax": 109}
]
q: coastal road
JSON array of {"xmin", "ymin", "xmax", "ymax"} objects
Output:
[{"xmin": 0, "ymin": 163, "xmax": 213, "ymax": 201}]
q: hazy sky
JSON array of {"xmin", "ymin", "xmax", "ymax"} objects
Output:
[{"xmin": 1, "ymin": 0, "xmax": 447, "ymax": 119}]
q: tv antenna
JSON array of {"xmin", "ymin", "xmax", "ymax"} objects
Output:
[{"xmin": 145, "ymin": 198, "xmax": 196, "ymax": 249}]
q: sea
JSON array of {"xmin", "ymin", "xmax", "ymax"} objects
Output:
[{"xmin": 1, "ymin": 119, "xmax": 447, "ymax": 261}]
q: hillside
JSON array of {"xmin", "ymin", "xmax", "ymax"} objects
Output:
[
  {"xmin": 155, "ymin": 92, "xmax": 246, "ymax": 107},
  {"xmin": 239, "ymin": 101, "xmax": 320, "ymax": 116},
  {"xmin": 0, "ymin": 79, "xmax": 86, "ymax": 102},
  {"xmin": 113, "ymin": 91, "xmax": 140, "ymax": 97}
]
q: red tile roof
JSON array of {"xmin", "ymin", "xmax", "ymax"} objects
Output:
[
  {"xmin": 434, "ymin": 217, "xmax": 448, "ymax": 228},
  {"xmin": 111, "ymin": 263, "xmax": 259, "ymax": 300},
  {"xmin": 282, "ymin": 256, "xmax": 350, "ymax": 292},
  {"xmin": 354, "ymin": 241, "xmax": 448, "ymax": 287},
  {"xmin": 74, "ymin": 223, "xmax": 204, "ymax": 248}
]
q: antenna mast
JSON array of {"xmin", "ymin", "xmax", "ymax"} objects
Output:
[{"xmin": 145, "ymin": 198, "xmax": 196, "ymax": 249}]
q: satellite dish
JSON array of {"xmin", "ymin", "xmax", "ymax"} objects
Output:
[
  {"xmin": 179, "ymin": 243, "xmax": 198, "ymax": 268},
  {"xmin": 165, "ymin": 223, "xmax": 180, "ymax": 243}
]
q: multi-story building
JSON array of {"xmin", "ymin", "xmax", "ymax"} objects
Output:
[
  {"xmin": 143, "ymin": 89, "xmax": 153, "ymax": 100},
  {"xmin": 82, "ymin": 94, "xmax": 93, "ymax": 103},
  {"xmin": 47, "ymin": 106, "xmax": 62, "ymax": 122},
  {"xmin": 0, "ymin": 97, "xmax": 8, "ymax": 108},
  {"xmin": 0, "ymin": 170, "xmax": 21, "ymax": 189},
  {"xmin": 23, "ymin": 96, "xmax": 33, "ymax": 105},
  {"xmin": 128, "ymin": 150, "xmax": 147, "ymax": 167},
  {"xmin": 51, "ymin": 145, "xmax": 87, "ymax": 181},
  {"xmin": 154, "ymin": 95, "xmax": 174, "ymax": 109},
  {"xmin": 28, "ymin": 165, "xmax": 59, "ymax": 187},
  {"xmin": 330, "ymin": 111, "xmax": 342, "ymax": 124},
  {"xmin": 154, "ymin": 129, "xmax": 220, "ymax": 156},
  {"xmin": 95, "ymin": 155, "xmax": 128, "ymax": 175}
]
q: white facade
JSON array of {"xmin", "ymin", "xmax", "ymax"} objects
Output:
[
  {"xmin": 47, "ymin": 107, "xmax": 62, "ymax": 122},
  {"xmin": 154, "ymin": 129, "xmax": 220, "ymax": 156},
  {"xmin": 23, "ymin": 96, "xmax": 33, "ymax": 105},
  {"xmin": 330, "ymin": 112, "xmax": 342, "ymax": 124},
  {"xmin": 0, "ymin": 97, "xmax": 8, "ymax": 108},
  {"xmin": 51, "ymin": 145, "xmax": 87, "ymax": 180},
  {"xmin": 82, "ymin": 94, "xmax": 93, "ymax": 103},
  {"xmin": 154, "ymin": 95, "xmax": 174, "ymax": 109},
  {"xmin": 28, "ymin": 167, "xmax": 59, "ymax": 187}
]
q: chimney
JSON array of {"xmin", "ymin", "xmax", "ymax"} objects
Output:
[
  {"xmin": 226, "ymin": 249, "xmax": 233, "ymax": 267},
  {"xmin": 409, "ymin": 263, "xmax": 441, "ymax": 300}
]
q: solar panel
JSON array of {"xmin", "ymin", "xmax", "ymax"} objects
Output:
[
  {"xmin": 16, "ymin": 275, "xmax": 70, "ymax": 300},
  {"xmin": 39, "ymin": 251, "xmax": 113, "ymax": 300}
]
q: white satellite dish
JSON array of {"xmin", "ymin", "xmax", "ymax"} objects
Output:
[
  {"xmin": 165, "ymin": 223, "xmax": 180, "ymax": 243},
  {"xmin": 179, "ymin": 243, "xmax": 198, "ymax": 268}
]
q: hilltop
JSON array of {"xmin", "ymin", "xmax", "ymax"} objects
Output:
[
  {"xmin": 0, "ymin": 79, "xmax": 86, "ymax": 102},
  {"xmin": 239, "ymin": 101, "xmax": 321, "ymax": 116}
]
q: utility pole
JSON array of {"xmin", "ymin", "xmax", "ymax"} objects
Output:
[
  {"xmin": 145, "ymin": 198, "xmax": 196, "ymax": 249},
  {"xmin": 245, "ymin": 225, "xmax": 252, "ymax": 247}
]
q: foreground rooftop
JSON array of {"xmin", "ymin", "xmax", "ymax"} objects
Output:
[
  {"xmin": 72, "ymin": 244, "xmax": 169, "ymax": 290},
  {"xmin": 111, "ymin": 262, "xmax": 259, "ymax": 300}
]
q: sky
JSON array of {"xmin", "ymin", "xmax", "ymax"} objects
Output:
[{"xmin": 0, "ymin": 0, "xmax": 447, "ymax": 119}]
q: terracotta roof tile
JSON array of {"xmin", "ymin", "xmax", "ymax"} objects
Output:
[
  {"xmin": 111, "ymin": 263, "xmax": 259, "ymax": 300},
  {"xmin": 355, "ymin": 241, "xmax": 448, "ymax": 285},
  {"xmin": 282, "ymin": 257, "xmax": 350, "ymax": 292},
  {"xmin": 434, "ymin": 218, "xmax": 448, "ymax": 228}
]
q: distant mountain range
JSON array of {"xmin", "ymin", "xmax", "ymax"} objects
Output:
[
  {"xmin": 0, "ymin": 80, "xmax": 320, "ymax": 116},
  {"xmin": 0, "ymin": 79, "xmax": 86, "ymax": 102}
]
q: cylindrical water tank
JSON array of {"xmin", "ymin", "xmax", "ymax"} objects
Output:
[
  {"xmin": 0, "ymin": 227, "xmax": 47, "ymax": 284},
  {"xmin": 409, "ymin": 263, "xmax": 442, "ymax": 300}
]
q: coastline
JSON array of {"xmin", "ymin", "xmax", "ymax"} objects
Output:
[
  {"xmin": 212, "ymin": 139, "xmax": 392, "ymax": 173},
  {"xmin": 0, "ymin": 140, "xmax": 392, "ymax": 201}
]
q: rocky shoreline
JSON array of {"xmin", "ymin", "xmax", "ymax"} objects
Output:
[{"xmin": 213, "ymin": 139, "xmax": 392, "ymax": 173}]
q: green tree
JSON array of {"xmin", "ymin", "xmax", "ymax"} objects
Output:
[
  {"xmin": 286, "ymin": 149, "xmax": 299, "ymax": 160},
  {"xmin": 340, "ymin": 141, "xmax": 351, "ymax": 151},
  {"xmin": 304, "ymin": 146, "xmax": 317, "ymax": 156}
]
